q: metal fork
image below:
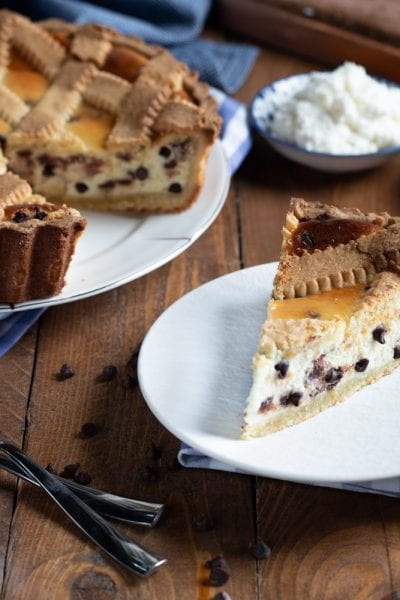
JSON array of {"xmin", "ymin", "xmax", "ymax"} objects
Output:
[{"xmin": 0, "ymin": 442, "xmax": 166, "ymax": 577}]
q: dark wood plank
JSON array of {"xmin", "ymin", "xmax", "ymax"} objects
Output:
[
  {"xmin": 0, "ymin": 325, "xmax": 38, "ymax": 591},
  {"xmin": 2, "ymin": 190, "xmax": 258, "ymax": 598}
]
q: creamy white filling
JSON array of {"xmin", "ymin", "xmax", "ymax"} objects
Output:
[{"xmin": 245, "ymin": 315, "xmax": 400, "ymax": 429}]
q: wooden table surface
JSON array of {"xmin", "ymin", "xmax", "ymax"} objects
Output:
[{"xmin": 1, "ymin": 37, "xmax": 400, "ymax": 600}]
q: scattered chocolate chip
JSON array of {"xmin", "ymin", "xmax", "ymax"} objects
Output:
[
  {"xmin": 169, "ymin": 182, "xmax": 182, "ymax": 193},
  {"xmin": 56, "ymin": 363, "xmax": 75, "ymax": 381},
  {"xmin": 0, "ymin": 135, "xmax": 6, "ymax": 151},
  {"xmin": 274, "ymin": 360, "xmax": 289, "ymax": 378},
  {"xmin": 70, "ymin": 154, "xmax": 85, "ymax": 163},
  {"xmin": 17, "ymin": 149, "xmax": 32, "ymax": 158},
  {"xmin": 394, "ymin": 346, "xmax": 400, "ymax": 359},
  {"xmin": 325, "ymin": 368, "xmax": 343, "ymax": 388},
  {"xmin": 206, "ymin": 556, "xmax": 227, "ymax": 571},
  {"xmin": 258, "ymin": 397, "xmax": 273, "ymax": 414},
  {"xmin": 309, "ymin": 355, "xmax": 326, "ymax": 379},
  {"xmin": 249, "ymin": 538, "xmax": 272, "ymax": 560},
  {"xmin": 164, "ymin": 159, "xmax": 177, "ymax": 169},
  {"xmin": 136, "ymin": 166, "xmax": 148, "ymax": 180},
  {"xmin": 308, "ymin": 311, "xmax": 321, "ymax": 319},
  {"xmin": 373, "ymin": 326, "xmax": 387, "ymax": 344},
  {"xmin": 75, "ymin": 182, "xmax": 88, "ymax": 193},
  {"xmin": 299, "ymin": 230, "xmax": 315, "ymax": 250},
  {"xmin": 280, "ymin": 391, "xmax": 302, "ymax": 407},
  {"xmin": 166, "ymin": 457, "xmax": 181, "ymax": 471},
  {"xmin": 159, "ymin": 146, "xmax": 171, "ymax": 158},
  {"xmin": 60, "ymin": 462, "xmax": 80, "ymax": 478},
  {"xmin": 13, "ymin": 210, "xmax": 28, "ymax": 223},
  {"xmin": 78, "ymin": 422, "xmax": 100, "ymax": 439},
  {"xmin": 37, "ymin": 154, "xmax": 49, "ymax": 165},
  {"xmin": 120, "ymin": 374, "xmax": 138, "ymax": 389},
  {"xmin": 116, "ymin": 178, "xmax": 131, "ymax": 186},
  {"xmin": 74, "ymin": 471, "xmax": 92, "ymax": 486},
  {"xmin": 96, "ymin": 365, "xmax": 117, "ymax": 382},
  {"xmin": 364, "ymin": 285, "xmax": 371, "ymax": 292},
  {"xmin": 42, "ymin": 164, "xmax": 55, "ymax": 177},
  {"xmin": 146, "ymin": 443, "xmax": 162, "ymax": 461},
  {"xmin": 355, "ymin": 358, "xmax": 369, "ymax": 372},
  {"xmin": 98, "ymin": 180, "xmax": 116, "ymax": 190},
  {"xmin": 45, "ymin": 463, "xmax": 58, "ymax": 475},
  {"xmin": 193, "ymin": 513, "xmax": 215, "ymax": 532},
  {"xmin": 212, "ymin": 593, "xmax": 231, "ymax": 600},
  {"xmin": 141, "ymin": 466, "xmax": 158, "ymax": 482},
  {"xmin": 35, "ymin": 210, "xmax": 47, "ymax": 220}
]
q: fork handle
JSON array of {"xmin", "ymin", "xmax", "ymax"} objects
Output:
[
  {"xmin": 0, "ymin": 456, "xmax": 163, "ymax": 527},
  {"xmin": 0, "ymin": 442, "xmax": 166, "ymax": 577}
]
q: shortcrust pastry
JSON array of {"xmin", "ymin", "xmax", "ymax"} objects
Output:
[
  {"xmin": 243, "ymin": 199, "xmax": 400, "ymax": 438},
  {"xmin": 0, "ymin": 10, "xmax": 221, "ymax": 212},
  {"xmin": 0, "ymin": 168, "xmax": 86, "ymax": 303}
]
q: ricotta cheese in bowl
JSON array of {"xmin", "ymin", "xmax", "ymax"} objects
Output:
[{"xmin": 250, "ymin": 62, "xmax": 400, "ymax": 172}]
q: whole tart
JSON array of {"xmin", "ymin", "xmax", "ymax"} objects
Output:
[
  {"xmin": 0, "ymin": 10, "xmax": 221, "ymax": 212},
  {"xmin": 242, "ymin": 199, "xmax": 400, "ymax": 439},
  {"xmin": 0, "ymin": 168, "xmax": 86, "ymax": 304}
]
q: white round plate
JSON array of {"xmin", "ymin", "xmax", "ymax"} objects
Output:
[
  {"xmin": 139, "ymin": 262, "xmax": 400, "ymax": 484},
  {"xmin": 0, "ymin": 140, "xmax": 229, "ymax": 315}
]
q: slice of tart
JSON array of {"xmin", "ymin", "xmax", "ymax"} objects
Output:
[
  {"xmin": 0, "ymin": 169, "xmax": 86, "ymax": 304},
  {"xmin": 242, "ymin": 199, "xmax": 400, "ymax": 439},
  {"xmin": 0, "ymin": 10, "xmax": 221, "ymax": 213}
]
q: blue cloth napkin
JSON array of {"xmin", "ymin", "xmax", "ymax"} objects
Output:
[
  {"xmin": 4, "ymin": 0, "xmax": 259, "ymax": 93},
  {"xmin": 0, "ymin": 91, "xmax": 252, "ymax": 356}
]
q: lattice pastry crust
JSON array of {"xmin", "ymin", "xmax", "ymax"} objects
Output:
[{"xmin": 0, "ymin": 10, "xmax": 222, "ymax": 212}]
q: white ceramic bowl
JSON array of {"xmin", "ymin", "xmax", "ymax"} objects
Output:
[{"xmin": 248, "ymin": 72, "xmax": 400, "ymax": 173}]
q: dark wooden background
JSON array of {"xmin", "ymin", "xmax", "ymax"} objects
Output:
[{"xmin": 1, "ymin": 32, "xmax": 400, "ymax": 600}]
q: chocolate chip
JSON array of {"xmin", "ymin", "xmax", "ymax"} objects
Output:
[
  {"xmin": 98, "ymin": 180, "xmax": 116, "ymax": 189},
  {"xmin": 116, "ymin": 179, "xmax": 131, "ymax": 186},
  {"xmin": 75, "ymin": 182, "xmax": 88, "ymax": 193},
  {"xmin": 394, "ymin": 346, "xmax": 400, "ymax": 359},
  {"xmin": 35, "ymin": 210, "xmax": 47, "ymax": 220},
  {"xmin": 316, "ymin": 213, "xmax": 331, "ymax": 221},
  {"xmin": 249, "ymin": 538, "xmax": 272, "ymax": 560},
  {"xmin": 45, "ymin": 463, "xmax": 58, "ymax": 475},
  {"xmin": 193, "ymin": 513, "xmax": 215, "ymax": 532},
  {"xmin": 13, "ymin": 210, "xmax": 28, "ymax": 223},
  {"xmin": 159, "ymin": 146, "xmax": 171, "ymax": 158},
  {"xmin": 280, "ymin": 391, "xmax": 302, "ymax": 407},
  {"xmin": 169, "ymin": 182, "xmax": 182, "ymax": 193},
  {"xmin": 96, "ymin": 365, "xmax": 117, "ymax": 382},
  {"xmin": 164, "ymin": 159, "xmax": 177, "ymax": 169},
  {"xmin": 120, "ymin": 374, "xmax": 138, "ymax": 389},
  {"xmin": 78, "ymin": 422, "xmax": 100, "ymax": 439},
  {"xmin": 60, "ymin": 462, "xmax": 80, "ymax": 478},
  {"xmin": 42, "ymin": 164, "xmax": 55, "ymax": 177},
  {"xmin": 74, "ymin": 471, "xmax": 92, "ymax": 486},
  {"xmin": 0, "ymin": 135, "xmax": 6, "ymax": 151},
  {"xmin": 206, "ymin": 556, "xmax": 227, "ymax": 571},
  {"xmin": 141, "ymin": 466, "xmax": 158, "ymax": 482},
  {"xmin": 212, "ymin": 593, "xmax": 231, "ymax": 600},
  {"xmin": 146, "ymin": 443, "xmax": 162, "ymax": 461},
  {"xmin": 299, "ymin": 230, "xmax": 315, "ymax": 250},
  {"xmin": 325, "ymin": 368, "xmax": 343, "ymax": 388},
  {"xmin": 355, "ymin": 358, "xmax": 369, "ymax": 372},
  {"xmin": 274, "ymin": 360, "xmax": 289, "ymax": 378},
  {"xmin": 258, "ymin": 397, "xmax": 273, "ymax": 414},
  {"xmin": 136, "ymin": 166, "xmax": 148, "ymax": 180},
  {"xmin": 37, "ymin": 154, "xmax": 49, "ymax": 165},
  {"xmin": 17, "ymin": 149, "xmax": 32, "ymax": 158},
  {"xmin": 116, "ymin": 152, "xmax": 131, "ymax": 161},
  {"xmin": 70, "ymin": 154, "xmax": 85, "ymax": 163},
  {"xmin": 373, "ymin": 326, "xmax": 387, "ymax": 344},
  {"xmin": 209, "ymin": 568, "xmax": 230, "ymax": 587},
  {"xmin": 57, "ymin": 363, "xmax": 75, "ymax": 381}
]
